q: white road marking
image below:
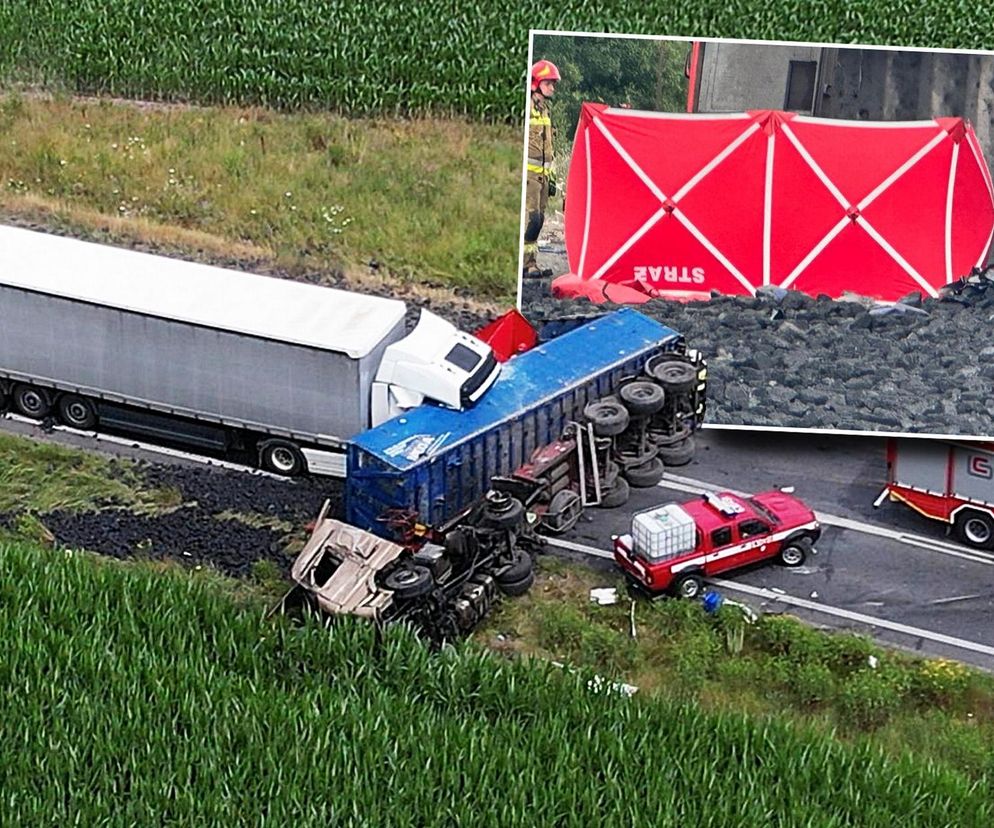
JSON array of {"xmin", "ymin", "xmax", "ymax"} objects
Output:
[
  {"xmin": 542, "ymin": 535, "xmax": 994, "ymax": 659},
  {"xmin": 928, "ymin": 594, "xmax": 985, "ymax": 606},
  {"xmin": 658, "ymin": 472, "xmax": 994, "ymax": 566}
]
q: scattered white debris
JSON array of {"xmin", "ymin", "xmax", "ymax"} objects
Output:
[
  {"xmin": 868, "ymin": 655, "xmax": 879, "ymax": 669},
  {"xmin": 810, "ymin": 590, "xmax": 819, "ymax": 599},
  {"xmin": 771, "ymin": 587, "xmax": 786, "ymax": 595},
  {"xmin": 723, "ymin": 599, "xmax": 759, "ymax": 623},
  {"xmin": 589, "ymin": 587, "xmax": 618, "ymax": 606}
]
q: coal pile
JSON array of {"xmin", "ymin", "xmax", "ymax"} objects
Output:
[
  {"xmin": 25, "ymin": 462, "xmax": 346, "ymax": 579},
  {"xmin": 521, "ymin": 275, "xmax": 994, "ymax": 436}
]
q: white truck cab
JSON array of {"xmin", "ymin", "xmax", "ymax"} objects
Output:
[{"xmin": 370, "ymin": 309, "xmax": 501, "ymax": 425}]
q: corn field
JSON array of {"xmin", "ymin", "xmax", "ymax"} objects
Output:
[
  {"xmin": 0, "ymin": 1, "xmax": 990, "ymax": 124},
  {"xmin": 1, "ymin": 539, "xmax": 990, "ymax": 826}
]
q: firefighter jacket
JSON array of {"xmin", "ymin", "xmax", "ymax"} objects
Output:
[{"xmin": 527, "ymin": 93, "xmax": 554, "ymax": 176}]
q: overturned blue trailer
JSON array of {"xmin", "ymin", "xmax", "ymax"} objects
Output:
[{"xmin": 346, "ymin": 308, "xmax": 699, "ymax": 535}]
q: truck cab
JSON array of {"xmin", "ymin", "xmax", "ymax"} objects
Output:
[
  {"xmin": 613, "ymin": 490, "xmax": 820, "ymax": 598},
  {"xmin": 370, "ymin": 309, "xmax": 500, "ymax": 425}
]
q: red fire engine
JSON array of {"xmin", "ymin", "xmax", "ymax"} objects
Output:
[
  {"xmin": 876, "ymin": 438, "xmax": 994, "ymax": 549},
  {"xmin": 613, "ymin": 490, "xmax": 821, "ymax": 599}
]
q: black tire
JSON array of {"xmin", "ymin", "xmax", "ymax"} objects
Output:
[
  {"xmin": 624, "ymin": 456, "xmax": 665, "ymax": 488},
  {"xmin": 542, "ymin": 489, "xmax": 583, "ymax": 534},
  {"xmin": 495, "ymin": 549, "xmax": 533, "ymax": 585},
  {"xmin": 57, "ymin": 394, "xmax": 98, "ymax": 429},
  {"xmin": 497, "ymin": 568, "xmax": 535, "ymax": 597},
  {"xmin": 583, "ymin": 399, "xmax": 629, "ymax": 437},
  {"xmin": 259, "ymin": 439, "xmax": 307, "ymax": 476},
  {"xmin": 650, "ymin": 423, "xmax": 692, "ymax": 447},
  {"xmin": 779, "ymin": 537, "xmax": 812, "ymax": 567},
  {"xmin": 619, "ymin": 380, "xmax": 665, "ymax": 417},
  {"xmin": 658, "ymin": 436, "xmax": 696, "ymax": 467},
  {"xmin": 0, "ymin": 384, "xmax": 8, "ymax": 411},
  {"xmin": 596, "ymin": 476, "xmax": 630, "ymax": 509},
  {"xmin": 482, "ymin": 495, "xmax": 525, "ymax": 530},
  {"xmin": 647, "ymin": 359, "xmax": 697, "ymax": 394},
  {"xmin": 13, "ymin": 384, "xmax": 51, "ymax": 419},
  {"xmin": 672, "ymin": 573, "xmax": 703, "ymax": 600},
  {"xmin": 444, "ymin": 528, "xmax": 472, "ymax": 559},
  {"xmin": 954, "ymin": 510, "xmax": 994, "ymax": 549},
  {"xmin": 384, "ymin": 565, "xmax": 434, "ymax": 600}
]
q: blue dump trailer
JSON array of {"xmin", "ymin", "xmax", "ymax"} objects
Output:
[{"xmin": 346, "ymin": 309, "xmax": 697, "ymax": 534}]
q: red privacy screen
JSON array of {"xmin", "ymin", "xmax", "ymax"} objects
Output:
[{"xmin": 559, "ymin": 103, "xmax": 994, "ymax": 302}]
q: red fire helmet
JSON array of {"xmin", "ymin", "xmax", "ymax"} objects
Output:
[{"xmin": 531, "ymin": 60, "xmax": 561, "ymax": 91}]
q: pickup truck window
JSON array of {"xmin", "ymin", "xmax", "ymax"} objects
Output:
[
  {"xmin": 738, "ymin": 519, "xmax": 770, "ymax": 539},
  {"xmin": 711, "ymin": 526, "xmax": 732, "ymax": 546},
  {"xmin": 445, "ymin": 343, "xmax": 482, "ymax": 372},
  {"xmin": 747, "ymin": 498, "xmax": 778, "ymax": 524}
]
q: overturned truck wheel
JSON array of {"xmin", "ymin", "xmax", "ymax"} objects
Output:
[
  {"xmin": 495, "ymin": 550, "xmax": 534, "ymax": 596},
  {"xmin": 583, "ymin": 399, "xmax": 629, "ymax": 437},
  {"xmin": 384, "ymin": 565, "xmax": 434, "ymax": 600}
]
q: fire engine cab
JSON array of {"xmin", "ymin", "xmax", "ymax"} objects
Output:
[{"xmin": 613, "ymin": 490, "xmax": 821, "ymax": 599}]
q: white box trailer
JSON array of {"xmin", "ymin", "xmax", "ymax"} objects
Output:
[
  {"xmin": 877, "ymin": 437, "xmax": 994, "ymax": 549},
  {"xmin": 0, "ymin": 226, "xmax": 499, "ymax": 476}
]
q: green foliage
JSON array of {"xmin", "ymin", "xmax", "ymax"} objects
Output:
[
  {"xmin": 2, "ymin": 535, "xmax": 993, "ymax": 826},
  {"xmin": 0, "ymin": 2, "xmax": 992, "ymax": 124}
]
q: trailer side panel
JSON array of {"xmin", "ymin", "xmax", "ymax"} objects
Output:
[{"xmin": 950, "ymin": 444, "xmax": 994, "ymax": 504}]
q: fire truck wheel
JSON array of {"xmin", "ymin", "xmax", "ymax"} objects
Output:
[
  {"xmin": 384, "ymin": 565, "xmax": 434, "ymax": 600},
  {"xmin": 597, "ymin": 476, "xmax": 630, "ymax": 509},
  {"xmin": 954, "ymin": 511, "xmax": 994, "ymax": 549},
  {"xmin": 646, "ymin": 359, "xmax": 697, "ymax": 394},
  {"xmin": 496, "ymin": 569, "xmax": 535, "ymax": 597},
  {"xmin": 779, "ymin": 538, "xmax": 811, "ymax": 567},
  {"xmin": 673, "ymin": 573, "xmax": 703, "ymax": 600},
  {"xmin": 583, "ymin": 399, "xmax": 630, "ymax": 437},
  {"xmin": 624, "ymin": 456, "xmax": 665, "ymax": 488},
  {"xmin": 496, "ymin": 550, "xmax": 533, "ymax": 586},
  {"xmin": 619, "ymin": 380, "xmax": 665, "ymax": 417},
  {"xmin": 657, "ymin": 436, "xmax": 696, "ymax": 467}
]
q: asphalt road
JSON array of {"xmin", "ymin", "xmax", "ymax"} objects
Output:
[{"xmin": 559, "ymin": 426, "xmax": 994, "ymax": 672}]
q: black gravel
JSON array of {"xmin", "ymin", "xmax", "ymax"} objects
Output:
[{"xmin": 520, "ymin": 274, "xmax": 994, "ymax": 436}]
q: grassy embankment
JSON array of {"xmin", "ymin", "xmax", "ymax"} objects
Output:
[
  {"xmin": 3, "ymin": 430, "xmax": 994, "ymax": 794},
  {"xmin": 2, "ymin": 533, "xmax": 992, "ymax": 826},
  {"xmin": 0, "ymin": 93, "xmax": 521, "ymax": 304}
]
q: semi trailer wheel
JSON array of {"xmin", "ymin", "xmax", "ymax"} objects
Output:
[
  {"xmin": 495, "ymin": 549, "xmax": 533, "ymax": 585},
  {"xmin": 496, "ymin": 569, "xmax": 535, "ymax": 597},
  {"xmin": 657, "ymin": 436, "xmax": 696, "ymax": 467},
  {"xmin": 624, "ymin": 456, "xmax": 665, "ymax": 488},
  {"xmin": 57, "ymin": 394, "xmax": 98, "ymax": 429},
  {"xmin": 481, "ymin": 492, "xmax": 525, "ymax": 530},
  {"xmin": 954, "ymin": 510, "xmax": 994, "ymax": 549},
  {"xmin": 619, "ymin": 380, "xmax": 665, "ymax": 417},
  {"xmin": 646, "ymin": 359, "xmax": 697, "ymax": 394},
  {"xmin": 596, "ymin": 476, "xmax": 630, "ymax": 509},
  {"xmin": 583, "ymin": 399, "xmax": 629, "ymax": 437},
  {"xmin": 12, "ymin": 384, "xmax": 52, "ymax": 419},
  {"xmin": 542, "ymin": 489, "xmax": 583, "ymax": 534},
  {"xmin": 259, "ymin": 439, "xmax": 306, "ymax": 476}
]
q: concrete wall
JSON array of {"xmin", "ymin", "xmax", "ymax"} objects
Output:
[{"xmin": 696, "ymin": 42, "xmax": 823, "ymax": 112}]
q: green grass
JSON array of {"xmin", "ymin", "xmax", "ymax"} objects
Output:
[
  {"xmin": 1, "ymin": 1, "xmax": 992, "ymax": 123},
  {"xmin": 2, "ymin": 535, "xmax": 992, "ymax": 826},
  {"xmin": 0, "ymin": 94, "xmax": 521, "ymax": 301},
  {"xmin": 479, "ymin": 559, "xmax": 994, "ymax": 787},
  {"xmin": 0, "ymin": 432, "xmax": 177, "ymax": 515}
]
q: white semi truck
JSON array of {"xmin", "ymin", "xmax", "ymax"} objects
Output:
[{"xmin": 0, "ymin": 226, "xmax": 500, "ymax": 476}]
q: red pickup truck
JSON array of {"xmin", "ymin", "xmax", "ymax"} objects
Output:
[{"xmin": 613, "ymin": 490, "xmax": 821, "ymax": 598}]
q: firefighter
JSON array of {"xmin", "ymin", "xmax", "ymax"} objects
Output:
[{"xmin": 522, "ymin": 59, "xmax": 559, "ymax": 279}]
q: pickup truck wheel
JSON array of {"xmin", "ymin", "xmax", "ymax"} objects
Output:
[
  {"xmin": 13, "ymin": 384, "xmax": 51, "ymax": 419},
  {"xmin": 646, "ymin": 359, "xmax": 697, "ymax": 394},
  {"xmin": 673, "ymin": 573, "xmax": 703, "ymax": 600},
  {"xmin": 954, "ymin": 511, "xmax": 994, "ymax": 549},
  {"xmin": 596, "ymin": 476, "xmax": 630, "ymax": 509},
  {"xmin": 497, "ymin": 569, "xmax": 535, "ymax": 597},
  {"xmin": 619, "ymin": 380, "xmax": 665, "ymax": 417},
  {"xmin": 57, "ymin": 394, "xmax": 97, "ymax": 429},
  {"xmin": 259, "ymin": 440, "xmax": 306, "ymax": 476},
  {"xmin": 495, "ymin": 549, "xmax": 533, "ymax": 585},
  {"xmin": 657, "ymin": 436, "xmax": 696, "ymax": 467},
  {"xmin": 779, "ymin": 538, "xmax": 811, "ymax": 567},
  {"xmin": 384, "ymin": 565, "xmax": 434, "ymax": 599},
  {"xmin": 624, "ymin": 456, "xmax": 665, "ymax": 488},
  {"xmin": 583, "ymin": 399, "xmax": 629, "ymax": 437}
]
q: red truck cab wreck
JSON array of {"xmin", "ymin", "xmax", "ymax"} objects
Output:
[{"xmin": 613, "ymin": 490, "xmax": 821, "ymax": 598}]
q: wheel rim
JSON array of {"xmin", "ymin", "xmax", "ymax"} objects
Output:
[
  {"xmin": 18, "ymin": 390, "xmax": 45, "ymax": 415},
  {"xmin": 964, "ymin": 517, "xmax": 992, "ymax": 545},
  {"xmin": 781, "ymin": 545, "xmax": 803, "ymax": 566},
  {"xmin": 65, "ymin": 402, "xmax": 90, "ymax": 424},
  {"xmin": 679, "ymin": 578, "xmax": 700, "ymax": 599},
  {"xmin": 270, "ymin": 446, "xmax": 297, "ymax": 473},
  {"xmin": 393, "ymin": 569, "xmax": 419, "ymax": 586}
]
